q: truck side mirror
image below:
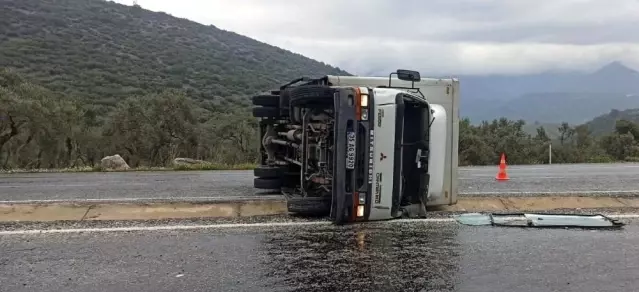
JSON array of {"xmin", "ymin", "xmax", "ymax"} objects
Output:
[{"xmin": 396, "ymin": 69, "xmax": 421, "ymax": 82}]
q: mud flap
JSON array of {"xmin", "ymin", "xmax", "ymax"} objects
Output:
[{"xmin": 330, "ymin": 190, "xmax": 350, "ymax": 225}]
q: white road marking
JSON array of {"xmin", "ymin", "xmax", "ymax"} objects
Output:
[
  {"xmin": 5, "ymin": 190, "xmax": 639, "ymax": 204},
  {"xmin": 609, "ymin": 214, "xmax": 639, "ymax": 219},
  {"xmin": 0, "ymin": 183, "xmax": 150, "ymax": 188},
  {"xmin": 0, "ymin": 184, "xmax": 98, "ymax": 188},
  {"xmin": 0, "ymin": 196, "xmax": 283, "ymax": 204},
  {"xmin": 1, "ymin": 214, "xmax": 637, "ymax": 236},
  {"xmin": 463, "ymin": 190, "xmax": 639, "ymax": 195},
  {"xmin": 460, "ymin": 164, "xmax": 639, "ymax": 170},
  {"xmin": 458, "ymin": 176, "xmax": 581, "ymax": 180},
  {"xmin": 0, "ymin": 221, "xmax": 333, "ymax": 235},
  {"xmin": 459, "ymin": 173, "xmax": 639, "ymax": 179}
]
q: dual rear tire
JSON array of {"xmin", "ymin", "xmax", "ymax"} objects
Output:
[
  {"xmin": 252, "ymin": 94, "xmax": 280, "ymax": 119},
  {"xmin": 251, "ymin": 86, "xmax": 333, "ymax": 119},
  {"xmin": 252, "ymin": 165, "xmax": 330, "ymax": 216},
  {"xmin": 253, "ymin": 166, "xmax": 282, "ymax": 190}
]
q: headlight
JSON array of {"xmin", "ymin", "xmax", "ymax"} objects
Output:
[
  {"xmin": 357, "ymin": 205, "xmax": 365, "ymax": 217},
  {"xmin": 361, "ymin": 110, "xmax": 368, "ymax": 121},
  {"xmin": 361, "ymin": 94, "xmax": 368, "ymax": 107}
]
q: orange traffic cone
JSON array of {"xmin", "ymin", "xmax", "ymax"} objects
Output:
[{"xmin": 495, "ymin": 153, "xmax": 509, "ymax": 181}]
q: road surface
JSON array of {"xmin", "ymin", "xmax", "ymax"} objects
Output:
[
  {"xmin": 1, "ymin": 163, "xmax": 639, "ymax": 202},
  {"xmin": 0, "ymin": 218, "xmax": 636, "ymax": 292}
]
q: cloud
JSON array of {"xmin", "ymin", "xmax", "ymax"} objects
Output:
[{"xmin": 113, "ymin": 0, "xmax": 639, "ymax": 75}]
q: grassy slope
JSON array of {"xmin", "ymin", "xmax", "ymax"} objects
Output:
[{"xmin": 0, "ymin": 0, "xmax": 350, "ymax": 108}]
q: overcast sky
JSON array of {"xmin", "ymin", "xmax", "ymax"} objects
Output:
[{"xmin": 113, "ymin": 0, "xmax": 639, "ymax": 76}]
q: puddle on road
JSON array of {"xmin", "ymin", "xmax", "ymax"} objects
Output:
[{"xmin": 258, "ymin": 223, "xmax": 461, "ymax": 292}]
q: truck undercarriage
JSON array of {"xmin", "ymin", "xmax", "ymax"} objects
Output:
[
  {"xmin": 252, "ymin": 70, "xmax": 448, "ymax": 224},
  {"xmin": 253, "ymin": 82, "xmax": 340, "ymax": 216}
]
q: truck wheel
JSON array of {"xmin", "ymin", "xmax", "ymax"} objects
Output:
[
  {"xmin": 279, "ymin": 90, "xmax": 290, "ymax": 108},
  {"xmin": 252, "ymin": 94, "xmax": 280, "ymax": 107},
  {"xmin": 253, "ymin": 166, "xmax": 283, "ymax": 178},
  {"xmin": 252, "ymin": 106, "xmax": 280, "ymax": 118},
  {"xmin": 287, "ymin": 196, "xmax": 331, "ymax": 216},
  {"xmin": 278, "ymin": 89, "xmax": 291, "ymax": 116},
  {"xmin": 254, "ymin": 177, "xmax": 282, "ymax": 189},
  {"xmin": 289, "ymin": 85, "xmax": 334, "ymax": 107}
]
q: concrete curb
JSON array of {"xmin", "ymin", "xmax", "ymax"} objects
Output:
[
  {"xmin": 1, "ymin": 196, "xmax": 639, "ymax": 222},
  {"xmin": 0, "ymin": 197, "xmax": 288, "ymax": 222},
  {"xmin": 430, "ymin": 196, "xmax": 634, "ymax": 211}
]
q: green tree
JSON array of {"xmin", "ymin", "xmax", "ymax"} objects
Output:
[
  {"xmin": 558, "ymin": 122, "xmax": 574, "ymax": 146},
  {"xmin": 103, "ymin": 90, "xmax": 199, "ymax": 167}
]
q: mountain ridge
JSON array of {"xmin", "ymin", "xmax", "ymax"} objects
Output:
[
  {"xmin": 3, "ymin": 0, "xmax": 639, "ymax": 127},
  {"xmin": 0, "ymin": 0, "xmax": 350, "ymax": 107},
  {"xmin": 457, "ymin": 61, "xmax": 639, "ymax": 124}
]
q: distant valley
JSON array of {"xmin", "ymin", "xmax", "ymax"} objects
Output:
[{"xmin": 455, "ymin": 61, "xmax": 639, "ymax": 125}]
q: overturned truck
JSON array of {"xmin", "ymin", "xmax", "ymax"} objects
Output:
[{"xmin": 251, "ymin": 70, "xmax": 459, "ymax": 224}]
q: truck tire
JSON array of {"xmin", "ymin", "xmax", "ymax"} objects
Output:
[
  {"xmin": 251, "ymin": 94, "xmax": 280, "ymax": 107},
  {"xmin": 252, "ymin": 106, "xmax": 280, "ymax": 118},
  {"xmin": 253, "ymin": 166, "xmax": 283, "ymax": 178},
  {"xmin": 287, "ymin": 196, "xmax": 331, "ymax": 216},
  {"xmin": 278, "ymin": 89, "xmax": 291, "ymax": 116},
  {"xmin": 289, "ymin": 85, "xmax": 334, "ymax": 107},
  {"xmin": 254, "ymin": 177, "xmax": 282, "ymax": 189}
]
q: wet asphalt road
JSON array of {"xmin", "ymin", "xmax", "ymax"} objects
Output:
[
  {"xmin": 1, "ymin": 163, "xmax": 639, "ymax": 201},
  {"xmin": 1, "ymin": 220, "xmax": 637, "ymax": 292}
]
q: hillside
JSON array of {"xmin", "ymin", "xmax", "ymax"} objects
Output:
[
  {"xmin": 585, "ymin": 108, "xmax": 639, "ymax": 136},
  {"xmin": 459, "ymin": 62, "xmax": 639, "ymax": 124},
  {"xmin": 0, "ymin": 0, "xmax": 350, "ymax": 106},
  {"xmin": 2, "ymin": 0, "xmax": 639, "ymax": 170},
  {"xmin": 4, "ymin": 0, "xmax": 639, "ymax": 125},
  {"xmin": 522, "ymin": 122, "xmax": 561, "ymax": 139}
]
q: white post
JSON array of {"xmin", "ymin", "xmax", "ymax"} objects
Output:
[{"xmin": 548, "ymin": 143, "xmax": 552, "ymax": 165}]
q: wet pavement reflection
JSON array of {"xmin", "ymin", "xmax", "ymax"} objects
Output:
[
  {"xmin": 260, "ymin": 222, "xmax": 461, "ymax": 291},
  {"xmin": 2, "ymin": 221, "xmax": 638, "ymax": 292},
  {"xmin": 257, "ymin": 222, "xmax": 639, "ymax": 292}
]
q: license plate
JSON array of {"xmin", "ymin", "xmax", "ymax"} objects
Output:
[{"xmin": 346, "ymin": 131, "xmax": 356, "ymax": 169}]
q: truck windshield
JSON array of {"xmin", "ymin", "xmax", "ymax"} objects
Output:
[{"xmin": 400, "ymin": 100, "xmax": 430, "ymax": 207}]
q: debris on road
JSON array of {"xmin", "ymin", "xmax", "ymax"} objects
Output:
[{"xmin": 454, "ymin": 212, "xmax": 625, "ymax": 229}]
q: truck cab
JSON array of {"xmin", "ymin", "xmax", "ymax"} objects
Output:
[{"xmin": 251, "ymin": 70, "xmax": 459, "ymax": 224}]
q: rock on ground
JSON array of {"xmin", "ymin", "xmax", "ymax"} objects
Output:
[
  {"xmin": 172, "ymin": 158, "xmax": 209, "ymax": 166},
  {"xmin": 100, "ymin": 154, "xmax": 130, "ymax": 171}
]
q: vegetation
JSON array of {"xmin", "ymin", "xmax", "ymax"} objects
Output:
[
  {"xmin": 0, "ymin": 0, "xmax": 349, "ymax": 105},
  {"xmin": 2, "ymin": 0, "xmax": 639, "ymax": 171},
  {"xmin": 585, "ymin": 108, "xmax": 639, "ymax": 136},
  {"xmin": 3, "ymin": 67, "xmax": 639, "ymax": 171},
  {"xmin": 0, "ymin": 0, "xmax": 349, "ymax": 171},
  {"xmin": 459, "ymin": 118, "xmax": 621, "ymax": 166},
  {"xmin": 0, "ymin": 67, "xmax": 264, "ymax": 169}
]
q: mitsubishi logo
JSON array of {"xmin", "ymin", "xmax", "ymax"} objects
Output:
[{"xmin": 380, "ymin": 153, "xmax": 387, "ymax": 161}]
